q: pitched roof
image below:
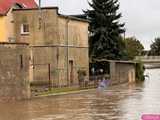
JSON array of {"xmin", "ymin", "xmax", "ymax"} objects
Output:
[{"xmin": 0, "ymin": 0, "xmax": 37, "ymax": 15}]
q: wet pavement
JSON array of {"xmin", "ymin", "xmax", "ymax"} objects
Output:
[{"xmin": 0, "ymin": 69, "xmax": 160, "ymax": 120}]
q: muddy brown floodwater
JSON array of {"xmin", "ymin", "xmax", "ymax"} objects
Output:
[{"xmin": 0, "ymin": 69, "xmax": 160, "ymax": 120}]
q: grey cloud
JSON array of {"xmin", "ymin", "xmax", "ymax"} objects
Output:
[
  {"xmin": 42, "ymin": 0, "xmax": 90, "ymax": 14},
  {"xmin": 119, "ymin": 0, "xmax": 160, "ymax": 49}
]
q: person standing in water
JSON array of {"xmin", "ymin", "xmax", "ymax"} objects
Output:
[{"xmin": 97, "ymin": 77, "xmax": 110, "ymax": 95}]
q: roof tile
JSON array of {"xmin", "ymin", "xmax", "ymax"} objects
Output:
[{"xmin": 0, "ymin": 0, "xmax": 37, "ymax": 15}]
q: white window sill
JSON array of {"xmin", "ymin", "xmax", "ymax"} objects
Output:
[{"xmin": 21, "ymin": 32, "xmax": 30, "ymax": 35}]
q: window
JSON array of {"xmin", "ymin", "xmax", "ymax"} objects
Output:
[{"xmin": 21, "ymin": 24, "xmax": 29, "ymax": 35}]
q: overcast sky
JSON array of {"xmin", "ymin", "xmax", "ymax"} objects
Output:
[{"xmin": 41, "ymin": 0, "xmax": 160, "ymax": 50}]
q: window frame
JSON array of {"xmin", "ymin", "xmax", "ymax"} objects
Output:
[{"xmin": 21, "ymin": 23, "xmax": 30, "ymax": 35}]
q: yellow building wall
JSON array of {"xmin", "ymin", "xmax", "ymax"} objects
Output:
[
  {"xmin": 5, "ymin": 8, "xmax": 14, "ymax": 42},
  {"xmin": 0, "ymin": 16, "xmax": 7, "ymax": 42},
  {"xmin": 0, "ymin": 8, "xmax": 14, "ymax": 42}
]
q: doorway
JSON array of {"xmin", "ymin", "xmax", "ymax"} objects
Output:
[{"xmin": 69, "ymin": 60, "xmax": 74, "ymax": 85}]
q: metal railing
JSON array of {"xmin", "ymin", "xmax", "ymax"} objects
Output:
[
  {"xmin": 135, "ymin": 56, "xmax": 160, "ymax": 62},
  {"xmin": 31, "ymin": 74, "xmax": 110, "ymax": 96}
]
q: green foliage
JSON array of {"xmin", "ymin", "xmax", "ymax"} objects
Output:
[
  {"xmin": 77, "ymin": 70, "xmax": 87, "ymax": 82},
  {"xmin": 77, "ymin": 70, "xmax": 87, "ymax": 76},
  {"xmin": 135, "ymin": 61, "xmax": 145, "ymax": 82},
  {"xmin": 90, "ymin": 61, "xmax": 110, "ymax": 75},
  {"xmin": 125, "ymin": 37, "xmax": 144, "ymax": 60},
  {"xmin": 149, "ymin": 37, "xmax": 160, "ymax": 55},
  {"xmin": 85, "ymin": 0, "xmax": 126, "ymax": 61},
  {"xmin": 39, "ymin": 87, "xmax": 80, "ymax": 96}
]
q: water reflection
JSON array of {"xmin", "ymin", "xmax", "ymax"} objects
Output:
[{"xmin": 0, "ymin": 69, "xmax": 160, "ymax": 120}]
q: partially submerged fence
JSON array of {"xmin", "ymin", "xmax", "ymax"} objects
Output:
[{"xmin": 31, "ymin": 73, "xmax": 110, "ymax": 96}]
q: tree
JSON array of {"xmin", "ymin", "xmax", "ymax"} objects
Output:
[
  {"xmin": 149, "ymin": 37, "xmax": 160, "ymax": 55},
  {"xmin": 125, "ymin": 37, "xmax": 144, "ymax": 60},
  {"xmin": 85, "ymin": 0, "xmax": 126, "ymax": 61}
]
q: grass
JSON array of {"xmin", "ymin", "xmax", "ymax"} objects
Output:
[{"xmin": 38, "ymin": 86, "xmax": 96, "ymax": 96}]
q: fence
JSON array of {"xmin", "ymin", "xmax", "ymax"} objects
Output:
[{"xmin": 31, "ymin": 72, "xmax": 110, "ymax": 96}]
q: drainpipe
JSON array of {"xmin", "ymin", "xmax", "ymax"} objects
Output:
[
  {"xmin": 38, "ymin": 0, "xmax": 42, "ymax": 30},
  {"xmin": 66, "ymin": 17, "xmax": 70, "ymax": 86},
  {"xmin": 29, "ymin": 47, "xmax": 34, "ymax": 83}
]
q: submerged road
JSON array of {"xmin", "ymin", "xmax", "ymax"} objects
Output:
[{"xmin": 0, "ymin": 69, "xmax": 160, "ymax": 120}]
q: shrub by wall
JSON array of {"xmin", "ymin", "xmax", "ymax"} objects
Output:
[{"xmin": 135, "ymin": 61, "xmax": 145, "ymax": 82}]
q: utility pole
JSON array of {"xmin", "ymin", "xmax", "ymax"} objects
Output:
[{"xmin": 39, "ymin": 0, "xmax": 41, "ymax": 8}]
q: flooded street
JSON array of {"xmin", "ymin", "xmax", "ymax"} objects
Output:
[{"xmin": 0, "ymin": 69, "xmax": 160, "ymax": 120}]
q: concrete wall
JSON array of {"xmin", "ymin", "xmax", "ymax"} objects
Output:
[
  {"xmin": 31, "ymin": 46, "xmax": 89, "ymax": 87},
  {"xmin": 110, "ymin": 62, "xmax": 136, "ymax": 85},
  {"xmin": 0, "ymin": 43, "xmax": 30, "ymax": 101},
  {"xmin": 58, "ymin": 16, "xmax": 88, "ymax": 47}
]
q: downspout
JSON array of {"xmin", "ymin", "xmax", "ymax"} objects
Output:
[{"xmin": 66, "ymin": 17, "xmax": 70, "ymax": 86}]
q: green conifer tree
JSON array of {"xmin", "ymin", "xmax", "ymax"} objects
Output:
[
  {"xmin": 85, "ymin": 0, "xmax": 126, "ymax": 60},
  {"xmin": 150, "ymin": 37, "xmax": 160, "ymax": 55}
]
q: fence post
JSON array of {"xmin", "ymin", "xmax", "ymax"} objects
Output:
[{"xmin": 48, "ymin": 64, "xmax": 51, "ymax": 90}]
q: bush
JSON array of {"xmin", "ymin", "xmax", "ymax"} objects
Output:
[
  {"xmin": 77, "ymin": 70, "xmax": 87, "ymax": 82},
  {"xmin": 77, "ymin": 70, "xmax": 87, "ymax": 87},
  {"xmin": 77, "ymin": 70, "xmax": 87, "ymax": 77},
  {"xmin": 135, "ymin": 61, "xmax": 145, "ymax": 82}
]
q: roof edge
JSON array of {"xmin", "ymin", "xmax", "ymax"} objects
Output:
[
  {"xmin": 0, "ymin": 42, "xmax": 29, "ymax": 45},
  {"xmin": 58, "ymin": 14, "xmax": 89, "ymax": 23},
  {"xmin": 0, "ymin": 0, "xmax": 38, "ymax": 16},
  {"xmin": 92, "ymin": 59, "xmax": 137, "ymax": 64},
  {"xmin": 13, "ymin": 7, "xmax": 89, "ymax": 23},
  {"xmin": 12, "ymin": 6, "xmax": 59, "ymax": 11},
  {"xmin": 1, "ymin": 3, "xmax": 25, "ymax": 16}
]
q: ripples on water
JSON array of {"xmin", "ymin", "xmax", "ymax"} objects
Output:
[{"xmin": 0, "ymin": 69, "xmax": 160, "ymax": 120}]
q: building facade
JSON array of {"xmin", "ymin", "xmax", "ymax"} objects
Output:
[
  {"xmin": 13, "ymin": 7, "xmax": 89, "ymax": 87},
  {"xmin": 110, "ymin": 61, "xmax": 136, "ymax": 85},
  {"xmin": 0, "ymin": 0, "xmax": 37, "ymax": 42}
]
